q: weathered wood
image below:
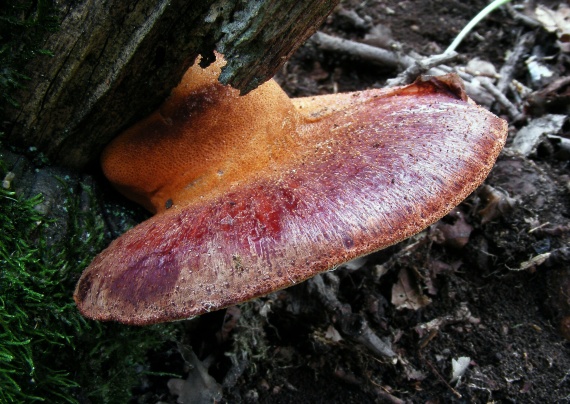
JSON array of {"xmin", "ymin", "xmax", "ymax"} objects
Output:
[{"xmin": 5, "ymin": 0, "xmax": 338, "ymax": 168}]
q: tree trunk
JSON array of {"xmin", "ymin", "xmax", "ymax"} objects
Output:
[{"xmin": 5, "ymin": 0, "xmax": 338, "ymax": 168}]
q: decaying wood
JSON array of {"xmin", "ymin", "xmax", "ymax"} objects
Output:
[{"xmin": 5, "ymin": 0, "xmax": 338, "ymax": 168}]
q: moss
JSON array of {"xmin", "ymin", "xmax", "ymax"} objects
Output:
[
  {"xmin": 0, "ymin": 151, "xmax": 181, "ymax": 403},
  {"xmin": 0, "ymin": 2, "xmax": 185, "ymax": 400},
  {"xmin": 0, "ymin": 0, "xmax": 58, "ymax": 110}
]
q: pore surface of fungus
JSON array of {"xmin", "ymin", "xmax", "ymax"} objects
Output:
[{"xmin": 75, "ymin": 57, "xmax": 507, "ymax": 325}]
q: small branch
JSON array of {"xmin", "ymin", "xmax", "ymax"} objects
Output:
[
  {"xmin": 479, "ymin": 77, "xmax": 524, "ymax": 121},
  {"xmin": 312, "ymin": 32, "xmax": 459, "ymax": 86},
  {"xmin": 496, "ymin": 31, "xmax": 536, "ymax": 94},
  {"xmin": 506, "ymin": 4, "xmax": 542, "ymax": 29},
  {"xmin": 387, "ymin": 51, "xmax": 458, "ymax": 87},
  {"xmin": 431, "ymin": 66, "xmax": 496, "ymax": 106},
  {"xmin": 311, "ymin": 31, "xmax": 414, "ymax": 69},
  {"xmin": 311, "ymin": 31, "xmax": 513, "ymax": 112}
]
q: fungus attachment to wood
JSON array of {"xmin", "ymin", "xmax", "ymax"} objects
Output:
[{"xmin": 74, "ymin": 56, "xmax": 507, "ymax": 325}]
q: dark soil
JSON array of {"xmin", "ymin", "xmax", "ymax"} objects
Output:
[{"xmin": 131, "ymin": 1, "xmax": 570, "ymax": 403}]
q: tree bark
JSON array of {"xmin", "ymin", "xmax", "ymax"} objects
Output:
[{"xmin": 5, "ymin": 0, "xmax": 338, "ymax": 168}]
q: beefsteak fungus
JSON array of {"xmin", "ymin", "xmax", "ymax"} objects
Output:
[{"xmin": 75, "ymin": 56, "xmax": 507, "ymax": 325}]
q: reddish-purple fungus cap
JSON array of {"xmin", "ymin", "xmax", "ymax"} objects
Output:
[{"xmin": 74, "ymin": 57, "xmax": 507, "ymax": 325}]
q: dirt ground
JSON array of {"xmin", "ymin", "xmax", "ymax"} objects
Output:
[{"xmin": 130, "ymin": 1, "xmax": 570, "ymax": 403}]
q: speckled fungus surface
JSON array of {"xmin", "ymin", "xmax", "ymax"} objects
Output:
[{"xmin": 74, "ymin": 56, "xmax": 507, "ymax": 325}]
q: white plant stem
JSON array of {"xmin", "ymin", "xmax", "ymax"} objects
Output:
[{"xmin": 445, "ymin": 0, "xmax": 512, "ymax": 54}]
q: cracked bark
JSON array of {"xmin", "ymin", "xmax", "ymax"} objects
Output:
[{"xmin": 4, "ymin": 0, "xmax": 338, "ymax": 168}]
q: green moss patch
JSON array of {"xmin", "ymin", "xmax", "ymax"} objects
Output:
[{"xmin": 0, "ymin": 155, "xmax": 180, "ymax": 403}]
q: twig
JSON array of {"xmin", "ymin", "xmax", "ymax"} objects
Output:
[
  {"xmin": 496, "ymin": 31, "xmax": 536, "ymax": 94},
  {"xmin": 311, "ymin": 31, "xmax": 415, "ymax": 69},
  {"xmin": 387, "ymin": 51, "xmax": 458, "ymax": 87},
  {"xmin": 479, "ymin": 77, "xmax": 524, "ymax": 121},
  {"xmin": 423, "ymin": 357, "xmax": 463, "ymax": 398},
  {"xmin": 335, "ymin": 7, "xmax": 370, "ymax": 30},
  {"xmin": 313, "ymin": 31, "xmax": 460, "ymax": 86},
  {"xmin": 506, "ymin": 4, "xmax": 542, "ymax": 29},
  {"xmin": 430, "ymin": 66, "xmax": 496, "ymax": 106},
  {"xmin": 311, "ymin": 31, "xmax": 509, "ymax": 111},
  {"xmin": 528, "ymin": 222, "xmax": 551, "ymax": 234}
]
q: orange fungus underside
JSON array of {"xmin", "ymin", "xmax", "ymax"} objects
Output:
[{"xmin": 75, "ymin": 56, "xmax": 507, "ymax": 325}]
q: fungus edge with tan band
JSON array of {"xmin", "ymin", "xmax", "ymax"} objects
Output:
[{"xmin": 74, "ymin": 55, "xmax": 507, "ymax": 325}]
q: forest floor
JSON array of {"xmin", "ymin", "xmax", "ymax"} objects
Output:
[{"xmin": 132, "ymin": 1, "xmax": 570, "ymax": 403}]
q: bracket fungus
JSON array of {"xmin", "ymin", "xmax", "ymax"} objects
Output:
[{"xmin": 74, "ymin": 56, "xmax": 507, "ymax": 325}]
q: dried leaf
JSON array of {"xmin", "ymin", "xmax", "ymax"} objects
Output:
[{"xmin": 391, "ymin": 268, "xmax": 431, "ymax": 310}]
